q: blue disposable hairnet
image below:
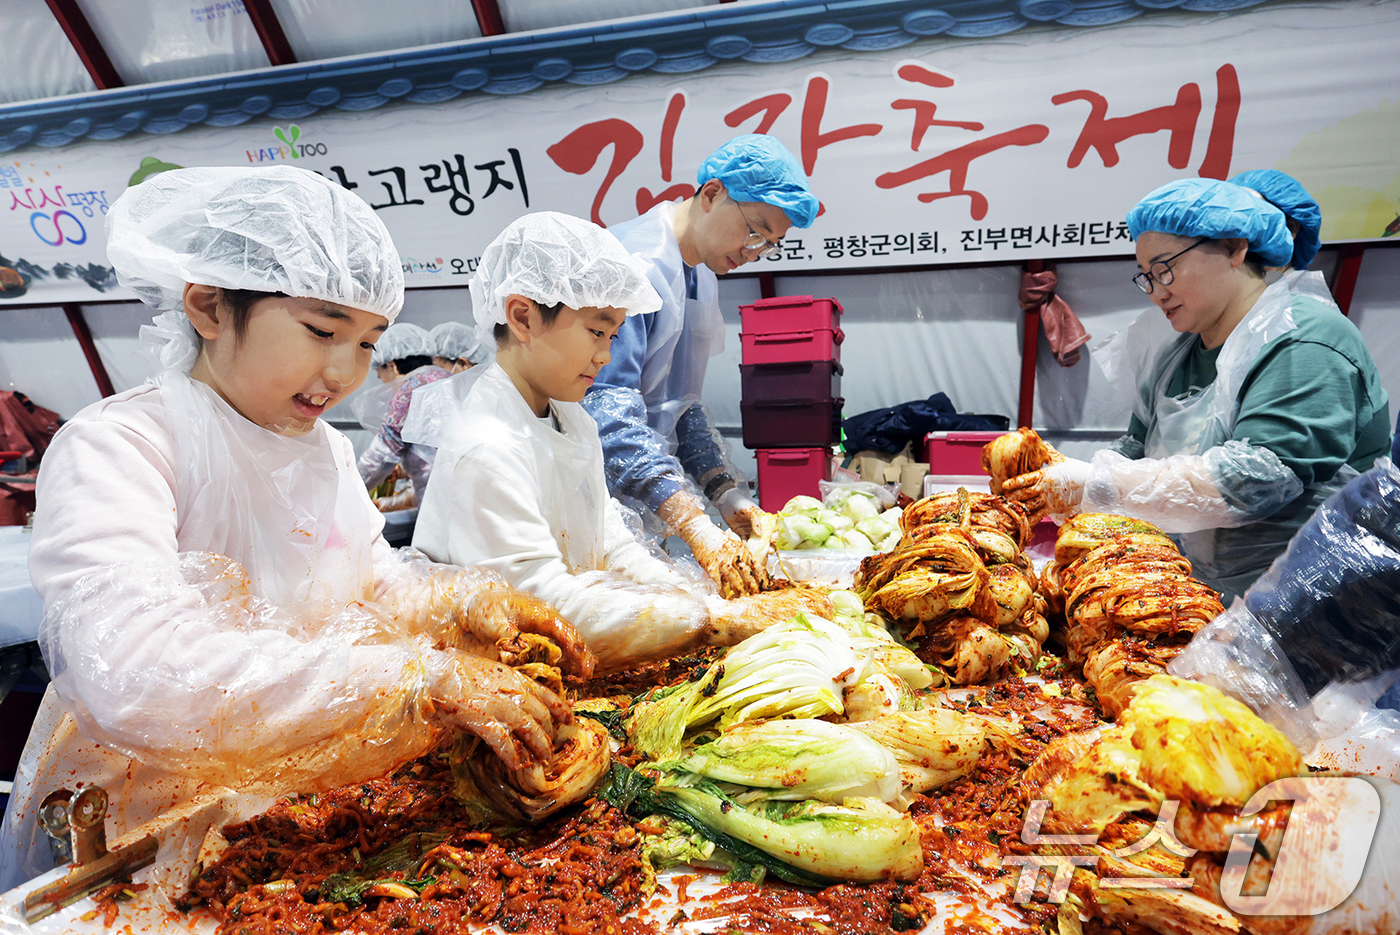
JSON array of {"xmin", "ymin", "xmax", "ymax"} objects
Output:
[
  {"xmin": 371, "ymin": 322, "xmax": 435, "ymax": 368},
  {"xmin": 1127, "ymin": 178, "xmax": 1294, "ymax": 268},
  {"xmin": 1229, "ymin": 170, "xmax": 1321, "ymax": 269},
  {"xmin": 696, "ymin": 135, "xmax": 819, "ymax": 228}
]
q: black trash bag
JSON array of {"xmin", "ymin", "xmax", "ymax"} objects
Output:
[
  {"xmin": 1244, "ymin": 459, "xmax": 1400, "ymax": 696},
  {"xmin": 841, "ymin": 394, "xmax": 1008, "ymax": 455}
]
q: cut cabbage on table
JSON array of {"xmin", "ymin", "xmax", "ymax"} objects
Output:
[{"xmin": 776, "ymin": 490, "xmax": 903, "ymax": 552}]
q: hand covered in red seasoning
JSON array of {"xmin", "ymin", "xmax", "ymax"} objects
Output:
[
  {"xmin": 658, "ymin": 490, "xmax": 769, "ymax": 598},
  {"xmin": 680, "ymin": 515, "xmax": 770, "ymax": 598},
  {"xmin": 466, "ymin": 586, "xmax": 596, "ymax": 679},
  {"xmin": 705, "ymin": 587, "xmax": 835, "ymax": 645},
  {"xmin": 426, "ymin": 651, "xmax": 573, "ymax": 771},
  {"xmin": 1001, "ymin": 457, "xmax": 1090, "ymax": 525}
]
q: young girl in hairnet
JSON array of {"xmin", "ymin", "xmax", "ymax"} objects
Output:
[
  {"xmin": 357, "ymin": 322, "xmax": 450, "ymax": 510},
  {"xmin": 1004, "ymin": 177, "xmax": 1389, "ymax": 601},
  {"xmin": 0, "ymin": 166, "xmax": 591, "ymax": 894},
  {"xmin": 413, "ymin": 212, "xmax": 830, "ymax": 674}
]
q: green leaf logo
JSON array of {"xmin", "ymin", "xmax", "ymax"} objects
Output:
[{"xmin": 272, "ymin": 125, "xmax": 301, "ymax": 157}]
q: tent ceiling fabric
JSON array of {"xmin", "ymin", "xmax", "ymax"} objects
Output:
[
  {"xmin": 265, "ymin": 0, "xmax": 483, "ymax": 63},
  {"xmin": 0, "ymin": 0, "xmax": 97, "ymax": 105},
  {"xmin": 0, "ymin": 0, "xmax": 725, "ymax": 108},
  {"xmin": 71, "ymin": 0, "xmax": 272, "ymax": 87}
]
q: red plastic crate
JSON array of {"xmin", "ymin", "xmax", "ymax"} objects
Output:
[
  {"xmin": 739, "ymin": 295, "xmax": 843, "ymax": 335},
  {"xmin": 740, "ymin": 360, "xmax": 842, "ymax": 403},
  {"xmin": 756, "ymin": 447, "xmax": 830, "ymax": 513},
  {"xmin": 924, "ymin": 431, "xmax": 1003, "ymax": 475},
  {"xmin": 740, "ymin": 327, "xmax": 843, "ymax": 365},
  {"xmin": 742, "ymin": 397, "xmax": 843, "ymax": 449}
]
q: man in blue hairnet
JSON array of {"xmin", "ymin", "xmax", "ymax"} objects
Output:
[
  {"xmin": 580, "ymin": 134, "xmax": 819, "ymax": 598},
  {"xmin": 1003, "ymin": 177, "xmax": 1389, "ymax": 602}
]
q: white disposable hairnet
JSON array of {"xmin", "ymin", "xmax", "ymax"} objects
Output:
[
  {"xmin": 371, "ymin": 322, "xmax": 435, "ymax": 368},
  {"xmin": 106, "ymin": 165, "xmax": 404, "ymax": 321},
  {"xmin": 431, "ymin": 321, "xmax": 484, "ymax": 363},
  {"xmin": 470, "ymin": 211, "xmax": 662, "ymax": 346}
]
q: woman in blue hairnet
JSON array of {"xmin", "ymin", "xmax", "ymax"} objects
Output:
[
  {"xmin": 580, "ymin": 135, "xmax": 819, "ymax": 599},
  {"xmin": 1004, "ymin": 177, "xmax": 1390, "ymax": 602}
]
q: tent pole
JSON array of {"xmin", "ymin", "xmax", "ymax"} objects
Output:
[
  {"xmin": 1330, "ymin": 245, "xmax": 1365, "ymax": 318},
  {"xmin": 471, "ymin": 0, "xmax": 506, "ymax": 36},
  {"xmin": 1018, "ymin": 261, "xmax": 1042, "ymax": 429},
  {"xmin": 242, "ymin": 0, "xmax": 298, "ymax": 66},
  {"xmin": 43, "ymin": 0, "xmax": 122, "ymax": 89},
  {"xmin": 63, "ymin": 305, "xmax": 115, "ymax": 399}
]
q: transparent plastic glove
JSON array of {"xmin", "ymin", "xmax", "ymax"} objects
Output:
[
  {"xmin": 715, "ymin": 486, "xmax": 761, "ymax": 538},
  {"xmin": 703, "ymin": 589, "xmax": 836, "ymax": 645},
  {"xmin": 424, "ymin": 650, "xmax": 573, "ymax": 771},
  {"xmin": 377, "ymin": 552, "xmax": 595, "ymax": 678},
  {"xmin": 1001, "ymin": 458, "xmax": 1091, "ymax": 524},
  {"xmin": 1079, "ymin": 440, "xmax": 1303, "ymax": 534},
  {"xmin": 376, "ymin": 488, "xmax": 417, "ymax": 513},
  {"xmin": 677, "ymin": 513, "xmax": 769, "ymax": 598}
]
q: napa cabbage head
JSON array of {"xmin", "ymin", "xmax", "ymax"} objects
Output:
[
  {"xmin": 1123, "ymin": 675, "xmax": 1302, "ymax": 808},
  {"xmin": 626, "ymin": 612, "xmax": 861, "ymax": 761},
  {"xmin": 663, "ymin": 718, "xmax": 901, "ymax": 804}
]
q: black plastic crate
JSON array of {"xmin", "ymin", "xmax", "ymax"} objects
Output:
[
  {"xmin": 740, "ymin": 360, "xmax": 842, "ymax": 404},
  {"xmin": 741, "ymin": 396, "xmax": 843, "ymax": 449}
]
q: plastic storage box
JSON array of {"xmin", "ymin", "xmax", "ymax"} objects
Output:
[
  {"xmin": 756, "ymin": 447, "xmax": 830, "ymax": 512},
  {"xmin": 739, "ymin": 295, "xmax": 843, "ymax": 334},
  {"xmin": 924, "ymin": 431, "xmax": 1002, "ymax": 475},
  {"xmin": 742, "ymin": 397, "xmax": 843, "ymax": 449},
  {"xmin": 740, "ymin": 360, "xmax": 842, "ymax": 403},
  {"xmin": 740, "ymin": 327, "xmax": 843, "ymax": 365}
]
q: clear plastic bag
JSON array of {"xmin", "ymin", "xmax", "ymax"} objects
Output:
[
  {"xmin": 818, "ymin": 479, "xmax": 898, "ymax": 511},
  {"xmin": 1170, "ymin": 458, "xmax": 1400, "ymax": 776},
  {"xmin": 1239, "ymin": 457, "xmax": 1400, "ymax": 694}
]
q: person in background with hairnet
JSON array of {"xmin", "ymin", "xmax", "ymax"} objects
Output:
[
  {"xmin": 414, "ymin": 213, "xmax": 831, "ymax": 674},
  {"xmin": 0, "ymin": 166, "xmax": 591, "ymax": 894},
  {"xmin": 1003, "ymin": 177, "xmax": 1389, "ymax": 602},
  {"xmin": 356, "ymin": 322, "xmax": 450, "ymax": 511},
  {"xmin": 581, "ymin": 134, "xmax": 819, "ymax": 599},
  {"xmin": 431, "ymin": 321, "xmax": 491, "ymax": 373}
]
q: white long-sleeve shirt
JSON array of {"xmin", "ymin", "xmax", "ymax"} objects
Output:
[{"xmin": 413, "ymin": 364, "xmax": 712, "ymax": 672}]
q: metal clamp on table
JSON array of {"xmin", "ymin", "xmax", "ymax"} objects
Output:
[{"xmin": 22, "ymin": 786, "xmax": 158, "ymax": 924}]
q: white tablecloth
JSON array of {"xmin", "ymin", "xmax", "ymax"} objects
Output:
[{"xmin": 0, "ymin": 526, "xmax": 41, "ymax": 649}]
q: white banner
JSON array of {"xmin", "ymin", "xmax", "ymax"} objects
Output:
[{"xmin": 2, "ymin": 0, "xmax": 1397, "ymax": 306}]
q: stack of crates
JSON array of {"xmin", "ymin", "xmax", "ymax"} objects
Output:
[{"xmin": 738, "ymin": 296, "xmax": 844, "ymax": 512}]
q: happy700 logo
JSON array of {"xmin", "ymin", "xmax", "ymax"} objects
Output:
[
  {"xmin": 246, "ymin": 125, "xmax": 328, "ymax": 163},
  {"xmin": 1006, "ymin": 776, "xmax": 1382, "ymax": 917}
]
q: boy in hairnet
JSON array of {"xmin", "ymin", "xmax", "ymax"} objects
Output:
[
  {"xmin": 357, "ymin": 322, "xmax": 450, "ymax": 508},
  {"xmin": 1004, "ymin": 177, "xmax": 1388, "ymax": 601},
  {"xmin": 413, "ymin": 212, "xmax": 830, "ymax": 674},
  {"xmin": 0, "ymin": 166, "xmax": 589, "ymax": 892},
  {"xmin": 581, "ymin": 135, "xmax": 819, "ymax": 599}
]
